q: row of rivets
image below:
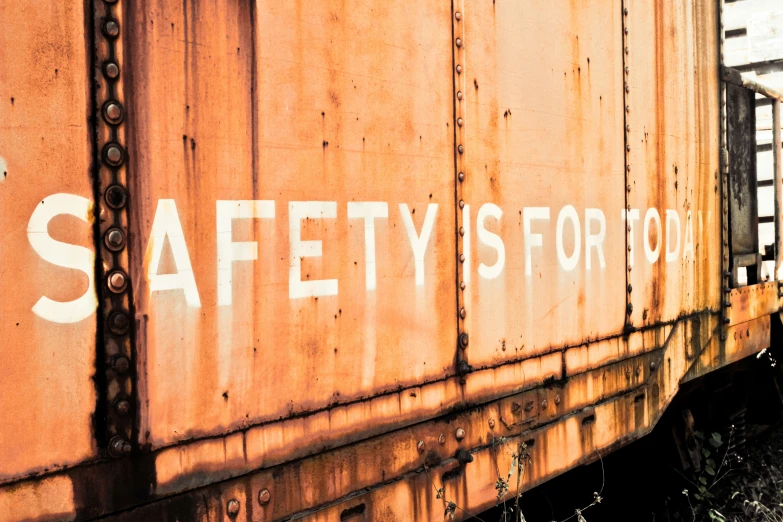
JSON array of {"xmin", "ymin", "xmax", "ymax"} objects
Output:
[
  {"xmin": 453, "ymin": 1, "xmax": 471, "ymax": 380},
  {"xmin": 719, "ymin": 0, "xmax": 730, "ymax": 341},
  {"xmin": 96, "ymin": 0, "xmax": 134, "ymax": 458},
  {"xmin": 622, "ymin": 2, "xmax": 633, "ymax": 322}
]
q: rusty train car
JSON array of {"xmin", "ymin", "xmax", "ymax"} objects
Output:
[{"xmin": 1, "ymin": 0, "xmax": 782, "ymax": 520}]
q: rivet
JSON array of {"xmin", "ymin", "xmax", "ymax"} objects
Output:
[
  {"xmin": 625, "ymin": 85, "xmax": 630, "ymax": 93},
  {"xmin": 635, "ymin": 366, "xmax": 641, "ymax": 376},
  {"xmin": 455, "ymin": 428, "xmax": 466, "ymax": 441},
  {"xmin": 456, "ymin": 64, "xmax": 462, "ymax": 74},
  {"xmin": 226, "ymin": 499, "xmax": 240, "ymax": 517},
  {"xmin": 438, "ymin": 433, "xmax": 446, "ymax": 445},
  {"xmin": 105, "ymin": 184, "xmax": 127, "ymax": 209},
  {"xmin": 623, "ymin": 7, "xmax": 628, "ymax": 15},
  {"xmin": 457, "ymin": 91, "xmax": 463, "ymax": 100},
  {"xmin": 417, "ymin": 440, "xmax": 426, "ymax": 453},
  {"xmin": 627, "ymin": 225, "xmax": 632, "ymax": 232},
  {"xmin": 626, "ymin": 185, "xmax": 631, "ymax": 192},
  {"xmin": 554, "ymin": 394, "xmax": 561, "ymax": 405},
  {"xmin": 116, "ymin": 399, "xmax": 130, "ymax": 415},
  {"xmin": 488, "ymin": 418, "xmax": 495, "ymax": 429},
  {"xmin": 628, "ymin": 265, "xmax": 632, "ymax": 271},
  {"xmin": 109, "ymin": 436, "xmax": 131, "ymax": 457},
  {"xmin": 258, "ymin": 489, "xmax": 271, "ymax": 506},
  {"xmin": 103, "ymin": 143, "xmax": 125, "ymax": 167},
  {"xmin": 626, "ymin": 165, "xmax": 631, "ymax": 172},
  {"xmin": 625, "ymin": 66, "xmax": 629, "ymax": 74},
  {"xmin": 458, "ymin": 172, "xmax": 465, "ymax": 182},
  {"xmin": 458, "ymin": 144, "xmax": 464, "ymax": 154},
  {"xmin": 459, "ymin": 254, "xmax": 465, "ymax": 263},
  {"xmin": 626, "ymin": 144, "xmax": 631, "ymax": 152},
  {"xmin": 723, "ymin": 316, "xmax": 730, "ymax": 324},
  {"xmin": 459, "ymin": 227, "xmax": 465, "ymax": 236},
  {"xmin": 627, "ymin": 284, "xmax": 633, "ymax": 293},
  {"xmin": 105, "ymin": 227, "xmax": 126, "ymax": 251},
  {"xmin": 459, "ymin": 308, "xmax": 466, "ymax": 319},
  {"xmin": 541, "ymin": 399, "xmax": 548, "ymax": 409},
  {"xmin": 459, "ymin": 199, "xmax": 465, "ymax": 209},
  {"xmin": 113, "ymin": 355, "xmax": 130, "ymax": 374},
  {"xmin": 624, "ymin": 27, "xmax": 629, "ymax": 35},
  {"xmin": 103, "ymin": 102, "xmax": 123, "ymax": 124},
  {"xmin": 456, "ymin": 38, "xmax": 462, "ymax": 48},
  {"xmin": 455, "ymin": 11, "xmax": 461, "ymax": 20},
  {"xmin": 628, "ymin": 244, "xmax": 632, "ymax": 252},
  {"xmin": 457, "ymin": 117, "xmax": 463, "ymax": 127},
  {"xmin": 626, "ymin": 303, "xmax": 633, "ymax": 315},
  {"xmin": 650, "ymin": 361, "xmax": 657, "ymax": 371},
  {"xmin": 626, "ymin": 124, "xmax": 631, "ymax": 132},
  {"xmin": 108, "ymin": 269, "xmax": 128, "ymax": 293},
  {"xmin": 108, "ymin": 311, "xmax": 129, "ymax": 335},
  {"xmin": 460, "ymin": 281, "xmax": 466, "ymax": 290},
  {"xmin": 626, "ymin": 105, "xmax": 630, "ymax": 113},
  {"xmin": 103, "ymin": 20, "xmax": 120, "ymax": 38},
  {"xmin": 625, "ymin": 47, "xmax": 629, "ymax": 54},
  {"xmin": 459, "ymin": 332, "xmax": 469, "ymax": 348}
]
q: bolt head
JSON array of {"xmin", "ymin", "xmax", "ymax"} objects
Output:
[
  {"xmin": 488, "ymin": 418, "xmax": 495, "ymax": 429},
  {"xmin": 460, "ymin": 281, "xmax": 466, "ymax": 290},
  {"xmin": 458, "ymin": 172, "xmax": 465, "ymax": 181},
  {"xmin": 417, "ymin": 440, "xmax": 426, "ymax": 453},
  {"xmin": 116, "ymin": 399, "xmax": 130, "ymax": 415},
  {"xmin": 455, "ymin": 428, "xmax": 466, "ymax": 441},
  {"xmin": 459, "ymin": 227, "xmax": 465, "ymax": 236},
  {"xmin": 541, "ymin": 399, "xmax": 548, "ymax": 409},
  {"xmin": 438, "ymin": 433, "xmax": 446, "ymax": 445},
  {"xmin": 108, "ymin": 311, "xmax": 129, "ymax": 335},
  {"xmin": 458, "ymin": 144, "xmax": 464, "ymax": 154},
  {"xmin": 105, "ymin": 184, "xmax": 127, "ymax": 209},
  {"xmin": 459, "ymin": 332, "xmax": 469, "ymax": 348},
  {"xmin": 113, "ymin": 355, "xmax": 130, "ymax": 374},
  {"xmin": 258, "ymin": 489, "xmax": 271, "ymax": 505},
  {"xmin": 105, "ymin": 228, "xmax": 125, "ymax": 251},
  {"xmin": 108, "ymin": 270, "xmax": 127, "ymax": 293},
  {"xmin": 226, "ymin": 499, "xmax": 240, "ymax": 517},
  {"xmin": 457, "ymin": 91, "xmax": 463, "ymax": 100},
  {"xmin": 455, "ymin": 11, "xmax": 461, "ymax": 20},
  {"xmin": 459, "ymin": 308, "xmax": 466, "ymax": 319},
  {"xmin": 554, "ymin": 394, "xmax": 561, "ymax": 405},
  {"xmin": 455, "ymin": 38, "xmax": 462, "ymax": 48},
  {"xmin": 103, "ymin": 143, "xmax": 125, "ymax": 166},
  {"xmin": 650, "ymin": 361, "xmax": 657, "ymax": 371},
  {"xmin": 456, "ymin": 64, "xmax": 462, "ymax": 74},
  {"xmin": 459, "ymin": 199, "xmax": 465, "ymax": 209},
  {"xmin": 104, "ymin": 102, "xmax": 123, "ymax": 123},
  {"xmin": 459, "ymin": 254, "xmax": 465, "ymax": 263},
  {"xmin": 457, "ymin": 117, "xmax": 463, "ymax": 127},
  {"xmin": 104, "ymin": 62, "xmax": 120, "ymax": 79},
  {"xmin": 109, "ymin": 436, "xmax": 131, "ymax": 457},
  {"xmin": 103, "ymin": 20, "xmax": 120, "ymax": 38}
]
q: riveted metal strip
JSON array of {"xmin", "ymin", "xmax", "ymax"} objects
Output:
[
  {"xmin": 452, "ymin": 0, "xmax": 471, "ymax": 380},
  {"xmin": 91, "ymin": 0, "xmax": 136, "ymax": 458},
  {"xmin": 622, "ymin": 0, "xmax": 633, "ymax": 329},
  {"xmin": 719, "ymin": 0, "xmax": 730, "ymax": 341}
]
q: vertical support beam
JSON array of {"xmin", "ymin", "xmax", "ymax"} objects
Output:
[
  {"xmin": 773, "ymin": 99, "xmax": 783, "ymax": 282},
  {"xmin": 719, "ymin": 0, "xmax": 731, "ymax": 340},
  {"xmin": 90, "ymin": 0, "xmax": 137, "ymax": 458},
  {"xmin": 622, "ymin": 0, "xmax": 633, "ymax": 331},
  {"xmin": 452, "ymin": 0, "xmax": 472, "ymax": 380}
]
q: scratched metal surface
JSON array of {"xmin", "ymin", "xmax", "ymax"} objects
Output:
[
  {"xmin": 459, "ymin": 0, "xmax": 627, "ymax": 369},
  {"xmin": 626, "ymin": 0, "xmax": 721, "ymax": 326},
  {"xmin": 124, "ymin": 0, "xmax": 458, "ymax": 449},
  {"xmin": 0, "ymin": 0, "xmax": 97, "ymax": 484}
]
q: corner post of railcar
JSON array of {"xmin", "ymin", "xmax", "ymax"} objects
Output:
[
  {"xmin": 89, "ymin": 0, "xmax": 137, "ymax": 459},
  {"xmin": 719, "ymin": 0, "xmax": 731, "ymax": 343},
  {"xmin": 622, "ymin": 0, "xmax": 633, "ymax": 334},
  {"xmin": 452, "ymin": 0, "xmax": 472, "ymax": 381},
  {"xmin": 773, "ymin": 98, "xmax": 783, "ymax": 286}
]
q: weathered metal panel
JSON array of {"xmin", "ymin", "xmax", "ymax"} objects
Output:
[
  {"xmin": 124, "ymin": 0, "xmax": 457, "ymax": 448},
  {"xmin": 459, "ymin": 0, "xmax": 627, "ymax": 368},
  {"xmin": 0, "ymin": 0, "xmax": 97, "ymax": 481},
  {"xmin": 626, "ymin": 0, "xmax": 721, "ymax": 326}
]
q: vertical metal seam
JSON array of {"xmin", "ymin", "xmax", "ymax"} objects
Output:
[
  {"xmin": 93, "ymin": 0, "xmax": 136, "ymax": 458},
  {"xmin": 622, "ymin": 0, "xmax": 633, "ymax": 330},
  {"xmin": 773, "ymin": 98, "xmax": 782, "ymax": 296},
  {"xmin": 451, "ymin": 0, "xmax": 471, "ymax": 380},
  {"xmin": 719, "ymin": 0, "xmax": 730, "ymax": 340}
]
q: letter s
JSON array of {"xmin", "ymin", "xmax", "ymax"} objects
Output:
[{"xmin": 27, "ymin": 194, "xmax": 97, "ymax": 323}]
